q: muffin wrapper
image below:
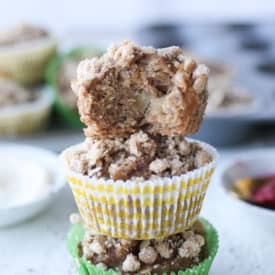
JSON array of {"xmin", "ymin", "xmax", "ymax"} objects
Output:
[
  {"xmin": 0, "ymin": 88, "xmax": 53, "ymax": 136},
  {"xmin": 46, "ymin": 46, "xmax": 104, "ymax": 128},
  {"xmin": 62, "ymin": 141, "xmax": 218, "ymax": 239},
  {"xmin": 67, "ymin": 218, "xmax": 219, "ymax": 275},
  {"xmin": 0, "ymin": 38, "xmax": 57, "ymax": 85}
]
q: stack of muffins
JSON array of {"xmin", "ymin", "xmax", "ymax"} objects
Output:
[{"xmin": 61, "ymin": 41, "xmax": 219, "ymax": 275}]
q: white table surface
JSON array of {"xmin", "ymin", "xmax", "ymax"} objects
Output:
[{"xmin": 1, "ymin": 140, "xmax": 275, "ymax": 275}]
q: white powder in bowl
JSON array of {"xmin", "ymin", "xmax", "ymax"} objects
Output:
[{"xmin": 0, "ymin": 155, "xmax": 52, "ymax": 208}]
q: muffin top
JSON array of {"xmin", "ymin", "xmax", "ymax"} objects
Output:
[
  {"xmin": 65, "ymin": 130, "xmax": 211, "ymax": 181},
  {"xmin": 0, "ymin": 23, "xmax": 48, "ymax": 46},
  {"xmin": 72, "ymin": 40, "xmax": 209, "ymax": 138}
]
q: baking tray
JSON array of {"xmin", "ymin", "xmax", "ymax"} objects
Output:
[{"xmin": 183, "ymin": 22, "xmax": 275, "ymax": 146}]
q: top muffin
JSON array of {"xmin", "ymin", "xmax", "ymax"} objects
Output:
[{"xmin": 72, "ymin": 40, "xmax": 209, "ymax": 138}]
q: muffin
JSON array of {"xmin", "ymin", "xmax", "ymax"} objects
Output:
[
  {"xmin": 62, "ymin": 131, "xmax": 217, "ymax": 239},
  {"xmin": 0, "ymin": 23, "xmax": 57, "ymax": 85},
  {"xmin": 61, "ymin": 41, "xmax": 218, "ymax": 274},
  {"xmin": 67, "ymin": 214, "xmax": 218, "ymax": 275},
  {"xmin": 0, "ymin": 78, "xmax": 53, "ymax": 136},
  {"xmin": 46, "ymin": 46, "xmax": 103, "ymax": 127},
  {"xmin": 72, "ymin": 41, "xmax": 209, "ymax": 138}
]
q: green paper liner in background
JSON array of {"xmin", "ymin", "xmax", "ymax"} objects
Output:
[
  {"xmin": 46, "ymin": 46, "xmax": 104, "ymax": 128},
  {"xmin": 67, "ymin": 218, "xmax": 219, "ymax": 275}
]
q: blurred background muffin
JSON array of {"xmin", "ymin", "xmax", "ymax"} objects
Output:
[
  {"xmin": 0, "ymin": 78, "xmax": 53, "ymax": 136},
  {"xmin": 0, "ymin": 23, "xmax": 57, "ymax": 85}
]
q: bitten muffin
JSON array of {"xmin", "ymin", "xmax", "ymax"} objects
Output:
[{"xmin": 72, "ymin": 40, "xmax": 209, "ymax": 138}]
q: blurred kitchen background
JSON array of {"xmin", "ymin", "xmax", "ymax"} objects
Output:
[
  {"xmin": 1, "ymin": 1, "xmax": 275, "ymax": 274},
  {"xmin": 1, "ymin": 0, "xmax": 275, "ymax": 150}
]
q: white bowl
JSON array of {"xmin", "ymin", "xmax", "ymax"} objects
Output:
[
  {"xmin": 219, "ymin": 150, "xmax": 275, "ymax": 231},
  {"xmin": 0, "ymin": 144, "xmax": 65, "ymax": 227}
]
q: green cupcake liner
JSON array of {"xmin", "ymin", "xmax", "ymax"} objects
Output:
[
  {"xmin": 67, "ymin": 218, "xmax": 218, "ymax": 275},
  {"xmin": 46, "ymin": 46, "xmax": 104, "ymax": 128}
]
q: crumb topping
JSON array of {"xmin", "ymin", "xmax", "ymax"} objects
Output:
[
  {"xmin": 65, "ymin": 130, "xmax": 211, "ymax": 181},
  {"xmin": 0, "ymin": 23, "xmax": 48, "ymax": 46},
  {"xmin": 0, "ymin": 78, "xmax": 36, "ymax": 108},
  {"xmin": 72, "ymin": 40, "xmax": 209, "ymax": 138},
  {"xmin": 79, "ymin": 220, "xmax": 206, "ymax": 274}
]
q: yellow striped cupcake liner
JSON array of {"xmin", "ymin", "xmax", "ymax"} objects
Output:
[{"xmin": 61, "ymin": 139, "xmax": 218, "ymax": 239}]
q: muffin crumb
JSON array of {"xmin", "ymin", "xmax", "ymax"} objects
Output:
[
  {"xmin": 178, "ymin": 234, "xmax": 205, "ymax": 258},
  {"xmin": 138, "ymin": 246, "xmax": 158, "ymax": 264},
  {"xmin": 122, "ymin": 254, "xmax": 141, "ymax": 272},
  {"xmin": 154, "ymin": 241, "xmax": 173, "ymax": 259},
  {"xmin": 89, "ymin": 239, "xmax": 106, "ymax": 255},
  {"xmin": 149, "ymin": 158, "xmax": 169, "ymax": 174},
  {"xmin": 69, "ymin": 213, "xmax": 82, "ymax": 224},
  {"xmin": 66, "ymin": 131, "xmax": 212, "ymax": 181}
]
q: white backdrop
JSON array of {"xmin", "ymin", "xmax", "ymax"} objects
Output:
[{"xmin": 1, "ymin": 0, "xmax": 275, "ymax": 34}]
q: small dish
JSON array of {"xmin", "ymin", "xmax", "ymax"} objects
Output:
[
  {"xmin": 219, "ymin": 150, "xmax": 275, "ymax": 230},
  {"xmin": 0, "ymin": 144, "xmax": 65, "ymax": 227}
]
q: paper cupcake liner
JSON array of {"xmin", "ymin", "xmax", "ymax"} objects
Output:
[
  {"xmin": 67, "ymin": 218, "xmax": 219, "ymax": 275},
  {"xmin": 46, "ymin": 46, "xmax": 104, "ymax": 128},
  {"xmin": 0, "ymin": 38, "xmax": 57, "ymax": 85},
  {"xmin": 0, "ymin": 86, "xmax": 53, "ymax": 136},
  {"xmin": 61, "ymin": 140, "xmax": 218, "ymax": 239}
]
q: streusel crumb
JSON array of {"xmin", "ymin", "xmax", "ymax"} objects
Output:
[
  {"xmin": 64, "ymin": 130, "xmax": 211, "ymax": 181},
  {"xmin": 78, "ymin": 220, "xmax": 206, "ymax": 275},
  {"xmin": 72, "ymin": 40, "xmax": 209, "ymax": 138}
]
